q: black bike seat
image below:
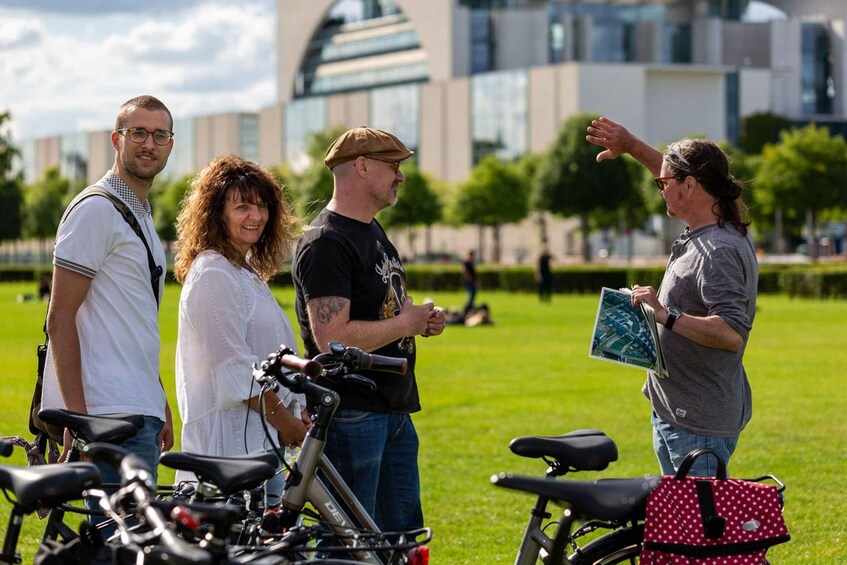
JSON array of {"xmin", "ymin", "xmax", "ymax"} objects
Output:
[
  {"xmin": 509, "ymin": 429, "xmax": 618, "ymax": 472},
  {"xmin": 492, "ymin": 473, "xmax": 660, "ymax": 522},
  {"xmin": 160, "ymin": 451, "xmax": 278, "ymax": 495},
  {"xmin": 0, "ymin": 462, "xmax": 100, "ymax": 512},
  {"xmin": 38, "ymin": 409, "xmax": 141, "ymax": 444}
]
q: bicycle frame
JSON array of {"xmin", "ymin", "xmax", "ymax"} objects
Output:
[
  {"xmin": 276, "ymin": 387, "xmax": 384, "ymax": 563},
  {"xmin": 253, "ymin": 345, "xmax": 430, "ymax": 564}
]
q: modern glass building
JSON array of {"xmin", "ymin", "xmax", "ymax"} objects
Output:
[
  {"xmin": 16, "ymin": 0, "xmax": 847, "ymax": 237},
  {"xmin": 263, "ymin": 0, "xmax": 847, "ymax": 185}
]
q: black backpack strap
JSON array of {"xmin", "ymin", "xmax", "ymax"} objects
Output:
[{"xmin": 62, "ymin": 188, "xmax": 163, "ymax": 306}]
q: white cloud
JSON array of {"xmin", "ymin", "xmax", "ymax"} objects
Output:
[{"xmin": 0, "ymin": 1, "xmax": 276, "ymax": 141}]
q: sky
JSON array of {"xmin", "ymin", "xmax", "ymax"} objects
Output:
[
  {"xmin": 0, "ymin": 0, "xmax": 277, "ymax": 141},
  {"xmin": 0, "ymin": 0, "xmax": 787, "ymax": 144}
]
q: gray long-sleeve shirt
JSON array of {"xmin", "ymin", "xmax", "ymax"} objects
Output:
[{"xmin": 644, "ymin": 223, "xmax": 758, "ymax": 437}]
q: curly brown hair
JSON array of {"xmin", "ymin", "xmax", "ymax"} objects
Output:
[{"xmin": 174, "ymin": 155, "xmax": 299, "ymax": 283}]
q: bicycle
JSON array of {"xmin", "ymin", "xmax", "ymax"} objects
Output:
[
  {"xmin": 492, "ymin": 428, "xmax": 660, "ymax": 564},
  {"xmin": 492, "ymin": 429, "xmax": 788, "ymax": 565},
  {"xmin": 248, "ymin": 343, "xmax": 432, "ymax": 564},
  {"xmin": 0, "ymin": 410, "xmax": 155, "ymax": 564}
]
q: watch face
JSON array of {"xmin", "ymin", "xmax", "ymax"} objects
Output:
[{"xmin": 668, "ymin": 307, "xmax": 682, "ymax": 317}]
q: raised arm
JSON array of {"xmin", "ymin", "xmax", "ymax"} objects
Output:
[{"xmin": 585, "ymin": 116, "xmax": 664, "ymax": 176}]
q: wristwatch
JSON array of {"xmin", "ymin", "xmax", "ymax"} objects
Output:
[{"xmin": 665, "ymin": 306, "xmax": 682, "ymax": 331}]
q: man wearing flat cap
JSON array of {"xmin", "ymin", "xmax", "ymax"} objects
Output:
[{"xmin": 293, "ymin": 127, "xmax": 446, "ymax": 533}]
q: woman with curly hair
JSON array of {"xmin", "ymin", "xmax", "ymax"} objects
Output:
[{"xmin": 173, "ymin": 155, "xmax": 309, "ymax": 491}]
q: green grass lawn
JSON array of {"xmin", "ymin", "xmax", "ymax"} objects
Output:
[{"xmin": 1, "ymin": 282, "xmax": 845, "ymax": 562}]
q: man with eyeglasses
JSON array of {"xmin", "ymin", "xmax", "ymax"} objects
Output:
[
  {"xmin": 292, "ymin": 126, "xmax": 446, "ymax": 535},
  {"xmin": 42, "ymin": 95, "xmax": 175, "ymax": 484},
  {"xmin": 586, "ymin": 117, "xmax": 758, "ymax": 478}
]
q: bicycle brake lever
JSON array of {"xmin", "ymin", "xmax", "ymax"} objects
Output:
[{"xmin": 341, "ymin": 373, "xmax": 377, "ymax": 391}]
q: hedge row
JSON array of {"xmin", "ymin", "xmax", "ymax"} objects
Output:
[{"xmin": 4, "ymin": 264, "xmax": 847, "ymax": 298}]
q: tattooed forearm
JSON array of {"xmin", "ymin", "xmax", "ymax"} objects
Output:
[{"xmin": 313, "ymin": 296, "xmax": 347, "ymax": 326}]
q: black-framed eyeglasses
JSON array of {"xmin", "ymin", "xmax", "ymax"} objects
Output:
[
  {"xmin": 117, "ymin": 127, "xmax": 174, "ymax": 146},
  {"xmin": 653, "ymin": 176, "xmax": 676, "ymax": 191},
  {"xmin": 366, "ymin": 155, "xmax": 401, "ymax": 172}
]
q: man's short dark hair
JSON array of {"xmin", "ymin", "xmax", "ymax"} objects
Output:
[{"xmin": 115, "ymin": 95, "xmax": 173, "ymax": 130}]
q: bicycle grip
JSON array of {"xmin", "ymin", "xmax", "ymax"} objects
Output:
[
  {"xmin": 362, "ymin": 353, "xmax": 407, "ymax": 375},
  {"xmin": 0, "ymin": 439, "xmax": 12, "ymax": 458},
  {"xmin": 279, "ymin": 353, "xmax": 323, "ymax": 378}
]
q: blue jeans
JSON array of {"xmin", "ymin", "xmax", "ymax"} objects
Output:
[
  {"xmin": 324, "ymin": 410, "xmax": 423, "ymax": 532},
  {"xmin": 652, "ymin": 411, "xmax": 738, "ymax": 477},
  {"xmin": 87, "ymin": 416, "xmax": 164, "ymax": 530}
]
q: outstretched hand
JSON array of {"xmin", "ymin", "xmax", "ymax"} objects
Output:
[{"xmin": 585, "ymin": 116, "xmax": 633, "ymax": 162}]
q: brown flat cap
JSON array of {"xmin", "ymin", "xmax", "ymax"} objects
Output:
[{"xmin": 324, "ymin": 126, "xmax": 414, "ymax": 170}]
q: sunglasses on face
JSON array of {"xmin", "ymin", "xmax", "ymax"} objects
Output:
[
  {"xmin": 653, "ymin": 176, "xmax": 676, "ymax": 191},
  {"xmin": 366, "ymin": 156, "xmax": 401, "ymax": 172}
]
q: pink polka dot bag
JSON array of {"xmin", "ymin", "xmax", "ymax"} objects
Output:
[{"xmin": 641, "ymin": 448, "xmax": 790, "ymax": 564}]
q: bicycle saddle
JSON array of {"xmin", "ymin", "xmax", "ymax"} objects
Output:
[
  {"xmin": 509, "ymin": 429, "xmax": 618, "ymax": 473},
  {"xmin": 0, "ymin": 462, "xmax": 100, "ymax": 512},
  {"xmin": 160, "ymin": 451, "xmax": 278, "ymax": 496},
  {"xmin": 492, "ymin": 473, "xmax": 660, "ymax": 522},
  {"xmin": 38, "ymin": 409, "xmax": 142, "ymax": 444}
]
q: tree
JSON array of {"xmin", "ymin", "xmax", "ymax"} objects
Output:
[
  {"xmin": 152, "ymin": 173, "xmax": 195, "ymax": 243},
  {"xmin": 451, "ymin": 154, "xmax": 530, "ymax": 263},
  {"xmin": 0, "ymin": 111, "xmax": 23, "ymax": 242},
  {"xmin": 22, "ymin": 167, "xmax": 72, "ymax": 261},
  {"xmin": 295, "ymin": 126, "xmax": 346, "ymax": 220},
  {"xmin": 377, "ymin": 162, "xmax": 442, "ymax": 256},
  {"xmin": 754, "ymin": 124, "xmax": 847, "ymax": 258},
  {"xmin": 534, "ymin": 113, "xmax": 632, "ymax": 261},
  {"xmin": 739, "ymin": 112, "xmax": 792, "ymax": 155}
]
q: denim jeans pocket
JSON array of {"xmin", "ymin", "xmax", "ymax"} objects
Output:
[{"xmin": 333, "ymin": 409, "xmax": 373, "ymax": 424}]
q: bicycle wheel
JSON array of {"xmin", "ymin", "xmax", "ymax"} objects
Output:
[{"xmin": 568, "ymin": 525, "xmax": 643, "ymax": 565}]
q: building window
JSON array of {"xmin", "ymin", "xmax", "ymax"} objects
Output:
[
  {"xmin": 665, "ymin": 23, "xmax": 692, "ymax": 63},
  {"xmin": 471, "ymin": 69, "xmax": 527, "ymax": 164},
  {"xmin": 726, "ymin": 71, "xmax": 739, "ymax": 146},
  {"xmin": 285, "ymin": 97, "xmax": 327, "ymax": 172},
  {"xmin": 239, "ymin": 115, "xmax": 260, "ymax": 163},
  {"xmin": 801, "ymin": 23, "xmax": 833, "ymax": 115},
  {"xmin": 296, "ymin": 0, "xmax": 427, "ymax": 98},
  {"xmin": 471, "ymin": 9, "xmax": 494, "ymax": 74},
  {"xmin": 60, "ymin": 132, "xmax": 88, "ymax": 184},
  {"xmin": 311, "ymin": 62, "xmax": 428, "ymax": 94},
  {"xmin": 163, "ymin": 117, "xmax": 196, "ymax": 179},
  {"xmin": 20, "ymin": 140, "xmax": 37, "ymax": 185},
  {"xmin": 370, "ymin": 84, "xmax": 420, "ymax": 151},
  {"xmin": 548, "ymin": 2, "xmax": 667, "ymax": 64}
]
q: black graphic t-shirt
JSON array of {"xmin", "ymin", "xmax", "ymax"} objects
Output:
[{"xmin": 292, "ymin": 209, "xmax": 419, "ymax": 413}]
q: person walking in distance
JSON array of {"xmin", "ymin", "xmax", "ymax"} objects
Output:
[
  {"xmin": 41, "ymin": 95, "xmax": 175, "ymax": 480},
  {"xmin": 292, "ymin": 126, "xmax": 446, "ymax": 533},
  {"xmin": 461, "ymin": 249, "xmax": 478, "ymax": 317},
  {"xmin": 535, "ymin": 241, "xmax": 553, "ymax": 303},
  {"xmin": 586, "ymin": 116, "xmax": 758, "ymax": 477}
]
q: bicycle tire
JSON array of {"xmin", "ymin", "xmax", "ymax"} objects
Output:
[{"xmin": 568, "ymin": 524, "xmax": 643, "ymax": 565}]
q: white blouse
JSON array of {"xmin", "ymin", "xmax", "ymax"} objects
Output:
[{"xmin": 175, "ymin": 250, "xmax": 304, "ymax": 478}]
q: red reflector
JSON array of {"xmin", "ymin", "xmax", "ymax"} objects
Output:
[
  {"xmin": 408, "ymin": 545, "xmax": 429, "ymax": 565},
  {"xmin": 170, "ymin": 505, "xmax": 200, "ymax": 531}
]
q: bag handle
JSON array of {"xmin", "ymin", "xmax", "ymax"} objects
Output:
[{"xmin": 674, "ymin": 447, "xmax": 728, "ymax": 480}]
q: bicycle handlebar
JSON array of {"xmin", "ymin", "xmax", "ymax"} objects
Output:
[
  {"xmin": 278, "ymin": 351, "xmax": 322, "ymax": 378},
  {"xmin": 319, "ymin": 343, "xmax": 407, "ymax": 375}
]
